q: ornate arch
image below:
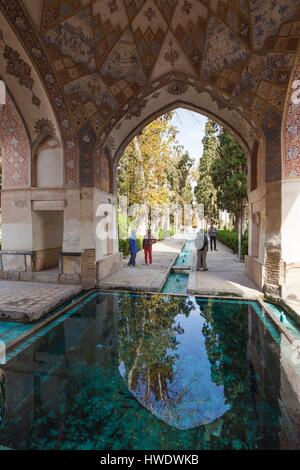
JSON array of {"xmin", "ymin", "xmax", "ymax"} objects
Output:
[
  {"xmin": 0, "ymin": 91, "xmax": 30, "ymax": 188},
  {"xmin": 0, "ymin": 0, "xmax": 78, "ymax": 186},
  {"xmin": 102, "ymin": 75, "xmax": 262, "ymax": 165},
  {"xmin": 283, "ymin": 54, "xmax": 300, "ymax": 179}
]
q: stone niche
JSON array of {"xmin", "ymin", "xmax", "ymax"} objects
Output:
[
  {"xmin": 35, "ymin": 138, "xmax": 64, "ymax": 188},
  {"xmin": 32, "ymin": 208, "xmax": 64, "ymax": 271}
]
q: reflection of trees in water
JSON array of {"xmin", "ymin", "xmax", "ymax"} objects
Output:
[
  {"xmin": 0, "ymin": 369, "xmax": 5, "ymax": 424},
  {"xmin": 200, "ymin": 300, "xmax": 248, "ymax": 400},
  {"xmin": 199, "ymin": 300, "xmax": 281, "ymax": 449},
  {"xmin": 118, "ymin": 294, "xmax": 194, "ymax": 413}
]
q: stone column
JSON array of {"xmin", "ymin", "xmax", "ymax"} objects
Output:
[
  {"xmin": 281, "ymin": 179, "xmax": 300, "ymax": 301},
  {"xmin": 263, "ymin": 180, "xmax": 284, "ymax": 298}
]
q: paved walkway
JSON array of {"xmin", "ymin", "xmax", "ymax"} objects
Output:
[
  {"xmin": 100, "ymin": 238, "xmax": 185, "ymax": 292},
  {"xmin": 188, "ymin": 241, "xmax": 262, "ymax": 299},
  {"xmin": 0, "ymin": 281, "xmax": 81, "ymax": 322}
]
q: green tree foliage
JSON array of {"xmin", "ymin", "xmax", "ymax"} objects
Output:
[
  {"xmin": 194, "ymin": 120, "xmax": 219, "ymax": 221},
  {"xmin": 117, "ymin": 113, "xmax": 194, "ymax": 207},
  {"xmin": 194, "ymin": 122, "xmax": 247, "ymax": 225},
  {"xmin": 175, "ymin": 150, "xmax": 194, "ymax": 205},
  {"xmin": 118, "ymin": 294, "xmax": 194, "ymax": 408},
  {"xmin": 211, "ymin": 129, "xmax": 247, "ymax": 222}
]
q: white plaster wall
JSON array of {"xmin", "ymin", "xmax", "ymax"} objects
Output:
[
  {"xmin": 2, "ymin": 222, "xmax": 33, "ymax": 251},
  {"xmin": 1, "ymin": 191, "xmax": 33, "ymax": 250},
  {"xmin": 281, "ymin": 180, "xmax": 300, "ymax": 263},
  {"xmin": 36, "ymin": 140, "xmax": 64, "ymax": 187},
  {"xmin": 94, "ymin": 188, "xmax": 118, "ymax": 261},
  {"xmin": 32, "ymin": 210, "xmax": 63, "ymax": 251},
  {"xmin": 80, "ymin": 188, "xmax": 95, "ymax": 250},
  {"xmin": 63, "ymin": 189, "xmax": 81, "ymax": 252},
  {"xmin": 248, "ymin": 185, "xmax": 266, "ymax": 264}
]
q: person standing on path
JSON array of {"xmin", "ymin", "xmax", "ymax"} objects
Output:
[
  {"xmin": 143, "ymin": 229, "xmax": 156, "ymax": 265},
  {"xmin": 195, "ymin": 228, "xmax": 209, "ymax": 271},
  {"xmin": 208, "ymin": 222, "xmax": 218, "ymax": 251},
  {"xmin": 128, "ymin": 230, "xmax": 138, "ymax": 267}
]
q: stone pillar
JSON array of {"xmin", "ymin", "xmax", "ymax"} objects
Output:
[
  {"xmin": 281, "ymin": 179, "xmax": 300, "ymax": 301},
  {"xmin": 94, "ymin": 187, "xmax": 122, "ymax": 285},
  {"xmin": 245, "ymin": 184, "xmax": 266, "ymax": 290},
  {"xmin": 0, "ymin": 190, "xmax": 33, "ymax": 274},
  {"xmin": 263, "ymin": 181, "xmax": 283, "ymax": 298}
]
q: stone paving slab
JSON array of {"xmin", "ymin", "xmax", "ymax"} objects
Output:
[
  {"xmin": 0, "ymin": 281, "xmax": 82, "ymax": 322},
  {"xmin": 99, "ymin": 238, "xmax": 186, "ymax": 292},
  {"xmin": 188, "ymin": 242, "xmax": 262, "ymax": 299}
]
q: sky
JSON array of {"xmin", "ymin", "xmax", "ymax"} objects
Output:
[{"xmin": 170, "ymin": 108, "xmax": 207, "ymax": 163}]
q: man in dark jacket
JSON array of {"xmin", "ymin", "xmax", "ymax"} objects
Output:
[
  {"xmin": 208, "ymin": 223, "xmax": 218, "ymax": 251},
  {"xmin": 195, "ymin": 228, "xmax": 208, "ymax": 271}
]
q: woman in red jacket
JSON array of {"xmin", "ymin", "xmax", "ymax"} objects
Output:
[{"xmin": 143, "ymin": 229, "xmax": 156, "ymax": 265}]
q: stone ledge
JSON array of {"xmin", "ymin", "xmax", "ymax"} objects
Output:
[
  {"xmin": 245, "ymin": 255, "xmax": 264, "ymax": 290},
  {"xmin": 97, "ymin": 252, "xmax": 123, "ymax": 284},
  {"xmin": 0, "ymin": 270, "xmax": 82, "ymax": 285},
  {"xmin": 0, "ymin": 281, "xmax": 82, "ymax": 323}
]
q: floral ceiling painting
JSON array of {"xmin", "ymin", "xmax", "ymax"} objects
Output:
[{"xmin": 0, "ymin": 0, "xmax": 300, "ymax": 185}]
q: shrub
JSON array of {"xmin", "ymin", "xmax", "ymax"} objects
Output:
[
  {"xmin": 217, "ymin": 229, "xmax": 248, "ymax": 258},
  {"xmin": 157, "ymin": 227, "xmax": 175, "ymax": 240},
  {"xmin": 119, "ymin": 236, "xmax": 143, "ymax": 257}
]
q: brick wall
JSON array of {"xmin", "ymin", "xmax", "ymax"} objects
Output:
[
  {"xmin": 81, "ymin": 249, "xmax": 96, "ymax": 286},
  {"xmin": 33, "ymin": 247, "xmax": 61, "ymax": 272},
  {"xmin": 264, "ymin": 248, "xmax": 284, "ymax": 297}
]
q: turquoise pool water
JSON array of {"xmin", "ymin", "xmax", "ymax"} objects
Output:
[
  {"xmin": 161, "ymin": 272, "xmax": 189, "ymax": 294},
  {"xmin": 0, "ymin": 291, "xmax": 299, "ymax": 450},
  {"xmin": 0, "ymin": 293, "xmax": 85, "ymax": 349},
  {"xmin": 173, "ymin": 240, "xmax": 194, "ymax": 268},
  {"xmin": 0, "ymin": 321, "xmax": 32, "ymax": 346},
  {"xmin": 162, "ymin": 239, "xmax": 194, "ymax": 294}
]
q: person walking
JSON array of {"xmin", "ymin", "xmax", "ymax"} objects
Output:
[
  {"xmin": 195, "ymin": 228, "xmax": 209, "ymax": 271},
  {"xmin": 143, "ymin": 229, "xmax": 156, "ymax": 265},
  {"xmin": 208, "ymin": 222, "xmax": 218, "ymax": 251},
  {"xmin": 128, "ymin": 230, "xmax": 138, "ymax": 267}
]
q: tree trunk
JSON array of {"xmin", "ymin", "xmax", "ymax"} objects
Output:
[
  {"xmin": 237, "ymin": 211, "xmax": 243, "ymax": 262},
  {"xmin": 133, "ymin": 135, "xmax": 145, "ymax": 186}
]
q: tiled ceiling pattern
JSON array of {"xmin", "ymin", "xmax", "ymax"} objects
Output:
[
  {"xmin": 35, "ymin": 0, "xmax": 300, "ymax": 134},
  {"xmin": 1, "ymin": 0, "xmax": 300, "ymax": 184}
]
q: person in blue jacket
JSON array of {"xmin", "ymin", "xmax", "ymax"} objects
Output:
[{"xmin": 128, "ymin": 229, "xmax": 138, "ymax": 266}]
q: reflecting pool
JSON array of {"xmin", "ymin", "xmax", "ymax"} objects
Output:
[
  {"xmin": 173, "ymin": 240, "xmax": 194, "ymax": 268},
  {"xmin": 0, "ymin": 292, "xmax": 299, "ymax": 450},
  {"xmin": 161, "ymin": 272, "xmax": 189, "ymax": 294}
]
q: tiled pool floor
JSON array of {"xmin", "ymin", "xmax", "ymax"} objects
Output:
[
  {"xmin": 0, "ymin": 321, "xmax": 33, "ymax": 346},
  {"xmin": 0, "ymin": 289, "xmax": 86, "ymax": 353},
  {"xmin": 0, "ymin": 291, "xmax": 299, "ymax": 450}
]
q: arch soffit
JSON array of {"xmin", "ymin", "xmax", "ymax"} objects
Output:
[{"xmin": 103, "ymin": 77, "xmax": 264, "ymax": 163}]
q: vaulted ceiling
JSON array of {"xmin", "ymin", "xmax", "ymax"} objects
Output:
[{"xmin": 1, "ymin": 0, "xmax": 300, "ymax": 185}]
